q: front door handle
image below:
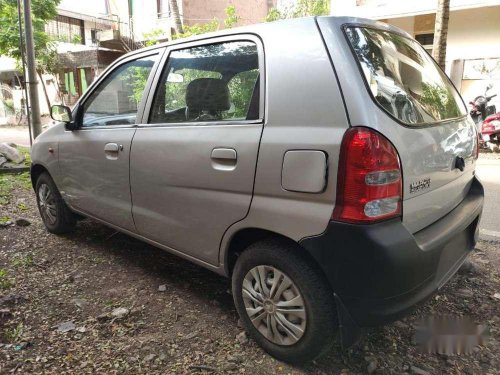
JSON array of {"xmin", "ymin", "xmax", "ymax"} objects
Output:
[
  {"xmin": 104, "ymin": 143, "xmax": 123, "ymax": 160},
  {"xmin": 104, "ymin": 143, "xmax": 120, "ymax": 152}
]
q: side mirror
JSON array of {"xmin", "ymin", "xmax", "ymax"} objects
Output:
[
  {"xmin": 50, "ymin": 104, "xmax": 72, "ymax": 122},
  {"xmin": 51, "ymin": 104, "xmax": 78, "ymax": 131}
]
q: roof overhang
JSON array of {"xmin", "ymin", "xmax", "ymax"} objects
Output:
[{"xmin": 332, "ymin": 0, "xmax": 500, "ymax": 20}]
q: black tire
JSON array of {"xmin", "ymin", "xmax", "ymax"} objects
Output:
[
  {"xmin": 232, "ymin": 238, "xmax": 337, "ymax": 364},
  {"xmin": 35, "ymin": 172, "xmax": 76, "ymax": 234}
]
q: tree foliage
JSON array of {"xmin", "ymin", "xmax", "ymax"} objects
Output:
[
  {"xmin": 0, "ymin": 0, "xmax": 60, "ymax": 74},
  {"xmin": 224, "ymin": 5, "xmax": 240, "ymax": 29},
  {"xmin": 142, "ymin": 28, "xmax": 165, "ymax": 47},
  {"xmin": 171, "ymin": 19, "xmax": 219, "ymax": 40},
  {"xmin": 265, "ymin": 0, "xmax": 330, "ymax": 21},
  {"xmin": 170, "ymin": 5, "xmax": 240, "ymax": 41}
]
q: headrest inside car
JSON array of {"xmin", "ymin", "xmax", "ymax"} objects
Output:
[{"xmin": 186, "ymin": 78, "xmax": 230, "ymax": 112}]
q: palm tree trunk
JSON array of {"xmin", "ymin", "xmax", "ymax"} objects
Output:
[
  {"xmin": 432, "ymin": 0, "xmax": 450, "ymax": 71},
  {"xmin": 169, "ymin": 0, "xmax": 184, "ymax": 35}
]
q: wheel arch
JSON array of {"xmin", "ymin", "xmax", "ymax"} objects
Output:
[
  {"xmin": 223, "ymin": 227, "xmax": 331, "ymax": 286},
  {"xmin": 30, "ymin": 163, "xmax": 50, "ymax": 190}
]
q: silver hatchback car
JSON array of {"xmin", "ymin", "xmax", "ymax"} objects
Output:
[{"xmin": 31, "ymin": 16, "xmax": 483, "ymax": 363}]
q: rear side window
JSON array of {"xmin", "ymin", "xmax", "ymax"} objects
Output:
[
  {"xmin": 149, "ymin": 41, "xmax": 260, "ymax": 124},
  {"xmin": 345, "ymin": 27, "xmax": 466, "ymax": 125}
]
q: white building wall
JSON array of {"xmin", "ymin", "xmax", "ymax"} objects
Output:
[
  {"xmin": 129, "ymin": 0, "xmax": 172, "ymax": 41},
  {"xmin": 447, "ymin": 7, "xmax": 500, "ymax": 62},
  {"xmin": 58, "ymin": 0, "xmax": 108, "ymax": 17},
  {"xmin": 330, "ymin": 0, "xmax": 500, "ymax": 18}
]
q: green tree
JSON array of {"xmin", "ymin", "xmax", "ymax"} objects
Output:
[
  {"xmin": 171, "ymin": 5, "xmax": 241, "ymax": 40},
  {"xmin": 0, "ymin": 0, "xmax": 60, "ymax": 71},
  {"xmin": 0, "ymin": 0, "xmax": 61, "ymax": 109},
  {"xmin": 265, "ymin": 8, "xmax": 284, "ymax": 22},
  {"xmin": 265, "ymin": 0, "xmax": 330, "ymax": 21},
  {"xmin": 171, "ymin": 19, "xmax": 219, "ymax": 40},
  {"xmin": 224, "ymin": 5, "xmax": 240, "ymax": 29},
  {"xmin": 142, "ymin": 28, "xmax": 165, "ymax": 47}
]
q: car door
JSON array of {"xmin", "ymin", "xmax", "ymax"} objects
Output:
[
  {"xmin": 130, "ymin": 36, "xmax": 264, "ymax": 265},
  {"xmin": 58, "ymin": 51, "xmax": 161, "ymax": 231}
]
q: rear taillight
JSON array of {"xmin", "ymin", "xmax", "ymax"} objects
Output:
[{"xmin": 332, "ymin": 127, "xmax": 402, "ymax": 224}]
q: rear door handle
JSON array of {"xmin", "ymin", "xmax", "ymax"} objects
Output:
[
  {"xmin": 211, "ymin": 148, "xmax": 237, "ymax": 171},
  {"xmin": 211, "ymin": 148, "xmax": 237, "ymax": 160}
]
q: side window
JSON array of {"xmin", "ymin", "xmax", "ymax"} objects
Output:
[
  {"xmin": 226, "ymin": 69, "xmax": 259, "ymax": 120},
  {"xmin": 82, "ymin": 54, "xmax": 158, "ymax": 127},
  {"xmin": 149, "ymin": 41, "xmax": 260, "ymax": 124}
]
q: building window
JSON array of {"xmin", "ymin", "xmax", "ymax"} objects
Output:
[
  {"xmin": 415, "ymin": 33, "xmax": 434, "ymax": 54},
  {"xmin": 90, "ymin": 29, "xmax": 98, "ymax": 45},
  {"xmin": 157, "ymin": 0, "xmax": 169, "ymax": 18},
  {"xmin": 415, "ymin": 33, "xmax": 434, "ymax": 46},
  {"xmin": 46, "ymin": 15, "xmax": 85, "ymax": 44}
]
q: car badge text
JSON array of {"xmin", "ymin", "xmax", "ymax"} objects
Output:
[{"xmin": 410, "ymin": 178, "xmax": 431, "ymax": 194}]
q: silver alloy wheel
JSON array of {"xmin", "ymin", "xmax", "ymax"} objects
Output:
[
  {"xmin": 242, "ymin": 265, "xmax": 307, "ymax": 346},
  {"xmin": 38, "ymin": 183, "xmax": 57, "ymax": 225}
]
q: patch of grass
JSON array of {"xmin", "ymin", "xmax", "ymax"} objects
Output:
[
  {"xmin": 12, "ymin": 254, "xmax": 34, "ymax": 268},
  {"xmin": 0, "ymin": 216, "xmax": 11, "ymax": 225},
  {"xmin": 3, "ymin": 322, "xmax": 24, "ymax": 343},
  {"xmin": 16, "ymin": 202, "xmax": 29, "ymax": 211},
  {"xmin": 17, "ymin": 146, "xmax": 31, "ymax": 167},
  {"xmin": 17, "ymin": 172, "xmax": 32, "ymax": 190},
  {"xmin": 92, "ymin": 256, "xmax": 106, "ymax": 264},
  {"xmin": 0, "ymin": 269, "xmax": 12, "ymax": 290},
  {"xmin": 0, "ymin": 172, "xmax": 32, "ymax": 206}
]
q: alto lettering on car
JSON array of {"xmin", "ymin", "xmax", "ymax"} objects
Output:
[
  {"xmin": 30, "ymin": 16, "xmax": 484, "ymax": 363},
  {"xmin": 410, "ymin": 178, "xmax": 431, "ymax": 194}
]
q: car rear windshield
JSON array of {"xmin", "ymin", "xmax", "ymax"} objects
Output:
[{"xmin": 345, "ymin": 26, "xmax": 466, "ymax": 125}]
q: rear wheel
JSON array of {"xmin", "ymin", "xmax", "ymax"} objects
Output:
[
  {"xmin": 232, "ymin": 239, "xmax": 337, "ymax": 364},
  {"xmin": 487, "ymin": 141, "xmax": 500, "ymax": 153},
  {"xmin": 35, "ymin": 172, "xmax": 76, "ymax": 234},
  {"xmin": 488, "ymin": 141, "xmax": 500, "ymax": 152}
]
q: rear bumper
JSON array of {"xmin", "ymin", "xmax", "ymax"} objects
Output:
[{"xmin": 300, "ymin": 177, "xmax": 484, "ymax": 327}]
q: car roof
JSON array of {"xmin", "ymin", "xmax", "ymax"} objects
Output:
[{"xmin": 120, "ymin": 15, "xmax": 413, "ymax": 58}]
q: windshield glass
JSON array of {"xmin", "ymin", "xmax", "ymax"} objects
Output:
[{"xmin": 345, "ymin": 27, "xmax": 466, "ymax": 125}]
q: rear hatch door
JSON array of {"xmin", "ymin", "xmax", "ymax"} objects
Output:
[{"xmin": 318, "ymin": 17, "xmax": 477, "ymax": 233}]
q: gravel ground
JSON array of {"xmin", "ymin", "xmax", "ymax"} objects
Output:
[{"xmin": 0, "ymin": 173, "xmax": 498, "ymax": 374}]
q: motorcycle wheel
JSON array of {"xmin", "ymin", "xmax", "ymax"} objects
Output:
[{"xmin": 487, "ymin": 142, "xmax": 500, "ymax": 153}]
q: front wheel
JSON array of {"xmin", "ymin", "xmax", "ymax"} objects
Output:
[
  {"xmin": 35, "ymin": 172, "xmax": 76, "ymax": 234},
  {"xmin": 232, "ymin": 239, "xmax": 337, "ymax": 364}
]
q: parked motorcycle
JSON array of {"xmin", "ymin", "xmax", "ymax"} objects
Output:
[
  {"xmin": 469, "ymin": 84, "xmax": 497, "ymax": 124},
  {"xmin": 469, "ymin": 84, "xmax": 499, "ymax": 152},
  {"xmin": 481, "ymin": 112, "xmax": 500, "ymax": 152}
]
